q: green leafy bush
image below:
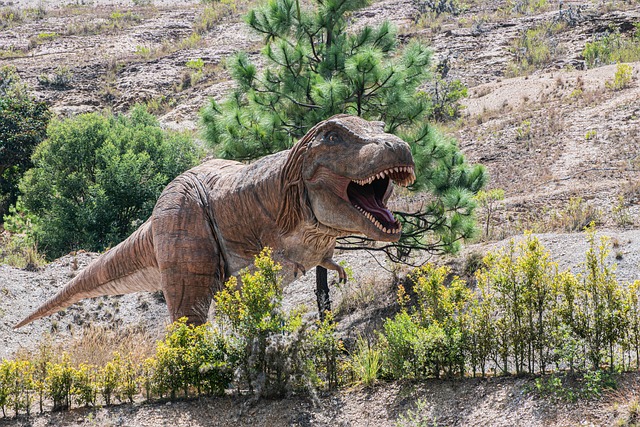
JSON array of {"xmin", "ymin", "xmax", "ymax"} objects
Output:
[
  {"xmin": 309, "ymin": 311, "xmax": 345, "ymax": 390},
  {"xmin": 0, "ymin": 66, "xmax": 51, "ymax": 219},
  {"xmin": 97, "ymin": 353, "xmax": 122, "ymax": 405},
  {"xmin": 0, "ymin": 359, "xmax": 33, "ymax": 417},
  {"xmin": 215, "ymin": 248, "xmax": 310, "ymax": 397},
  {"xmin": 73, "ymin": 364, "xmax": 96, "ymax": 407},
  {"xmin": 560, "ymin": 225, "xmax": 627, "ymax": 371},
  {"xmin": 380, "ymin": 264, "xmax": 470, "ymax": 380},
  {"xmin": 46, "ymin": 354, "xmax": 74, "ymax": 411},
  {"xmin": 605, "ymin": 62, "xmax": 633, "ymax": 91},
  {"xmin": 152, "ymin": 319, "xmax": 232, "ymax": 399},
  {"xmin": 425, "ymin": 76, "xmax": 468, "ymax": 122},
  {"xmin": 583, "ymin": 24, "xmax": 640, "ymax": 68},
  {"xmin": 12, "ymin": 105, "xmax": 201, "ymax": 259}
]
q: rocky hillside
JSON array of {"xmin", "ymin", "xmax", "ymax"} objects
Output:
[{"xmin": 1, "ymin": 0, "xmax": 640, "ymax": 425}]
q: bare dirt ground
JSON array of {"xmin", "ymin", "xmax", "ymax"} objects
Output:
[
  {"xmin": 2, "ymin": 0, "xmax": 640, "ymax": 425},
  {"xmin": 1, "ymin": 375, "xmax": 639, "ymax": 427}
]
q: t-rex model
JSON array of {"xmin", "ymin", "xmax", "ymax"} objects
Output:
[{"xmin": 16, "ymin": 114, "xmax": 415, "ymax": 328}]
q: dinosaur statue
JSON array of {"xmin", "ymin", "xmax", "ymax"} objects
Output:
[{"xmin": 16, "ymin": 114, "xmax": 415, "ymax": 328}]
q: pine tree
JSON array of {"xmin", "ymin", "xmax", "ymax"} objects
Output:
[{"xmin": 201, "ymin": 0, "xmax": 486, "ymax": 262}]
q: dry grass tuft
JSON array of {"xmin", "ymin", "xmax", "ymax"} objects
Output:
[{"xmin": 65, "ymin": 324, "xmax": 157, "ymax": 366}]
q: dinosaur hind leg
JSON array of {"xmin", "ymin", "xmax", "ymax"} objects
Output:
[{"xmin": 153, "ymin": 193, "xmax": 224, "ymax": 326}]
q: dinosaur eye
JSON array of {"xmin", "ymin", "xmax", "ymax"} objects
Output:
[{"xmin": 324, "ymin": 131, "xmax": 342, "ymax": 144}]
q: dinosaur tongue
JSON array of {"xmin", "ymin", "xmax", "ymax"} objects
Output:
[{"xmin": 347, "ymin": 178, "xmax": 395, "ymax": 225}]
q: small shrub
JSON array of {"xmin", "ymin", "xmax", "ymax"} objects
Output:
[
  {"xmin": 0, "ymin": 359, "xmax": 34, "ymax": 417},
  {"xmin": 177, "ymin": 33, "xmax": 202, "ymax": 50},
  {"xmin": 144, "ymin": 95, "xmax": 175, "ymax": 114},
  {"xmin": 72, "ymin": 364, "xmax": 96, "ymax": 407},
  {"xmin": 134, "ymin": 45, "xmax": 152, "ymax": 59},
  {"xmin": 0, "ymin": 7, "xmax": 23, "ymax": 29},
  {"xmin": 380, "ymin": 310, "xmax": 420, "ymax": 379},
  {"xmin": 30, "ymin": 32, "xmax": 59, "ymax": 47},
  {"xmin": 108, "ymin": 11, "xmax": 142, "ymax": 30},
  {"xmin": 605, "ymin": 63, "xmax": 633, "ymax": 91},
  {"xmin": 31, "ymin": 340, "xmax": 53, "ymax": 414},
  {"xmin": 415, "ymin": 0, "xmax": 460, "ymax": 18},
  {"xmin": 38, "ymin": 66, "xmax": 73, "ymax": 88},
  {"xmin": 531, "ymin": 370, "xmax": 617, "ymax": 402},
  {"xmin": 0, "ymin": 361, "xmax": 8, "ymax": 417},
  {"xmin": 194, "ymin": 4, "xmax": 235, "ymax": 34},
  {"xmin": 216, "ymin": 248, "xmax": 311, "ymax": 397},
  {"xmin": 515, "ymin": 119, "xmax": 532, "ymax": 141},
  {"xmin": 350, "ymin": 337, "xmax": 381, "ymax": 387},
  {"xmin": 46, "ymin": 354, "xmax": 74, "ymax": 411},
  {"xmin": 186, "ymin": 58, "xmax": 205, "ymax": 71},
  {"xmin": 533, "ymin": 373, "xmax": 576, "ymax": 402},
  {"xmin": 507, "ymin": 21, "xmax": 566, "ymax": 76},
  {"xmin": 97, "ymin": 353, "xmax": 122, "ymax": 405},
  {"xmin": 475, "ymin": 188, "xmax": 505, "ymax": 239},
  {"xmin": 0, "ymin": 231, "xmax": 45, "ymax": 270},
  {"xmin": 396, "ymin": 398, "xmax": 433, "ymax": 427},
  {"xmin": 153, "ymin": 319, "xmax": 232, "ymax": 399},
  {"xmin": 380, "ymin": 264, "xmax": 470, "ymax": 380},
  {"xmin": 502, "ymin": 0, "xmax": 549, "ymax": 15},
  {"xmin": 549, "ymin": 196, "xmax": 600, "ymax": 232},
  {"xmin": 309, "ymin": 312, "xmax": 345, "ymax": 390},
  {"xmin": 425, "ymin": 76, "xmax": 468, "ymax": 122},
  {"xmin": 628, "ymin": 397, "xmax": 640, "ymax": 424},
  {"xmin": 583, "ymin": 25, "xmax": 640, "ymax": 69},
  {"xmin": 612, "ymin": 195, "xmax": 633, "ymax": 228}
]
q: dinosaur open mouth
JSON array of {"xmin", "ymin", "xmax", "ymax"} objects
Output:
[{"xmin": 347, "ymin": 166, "xmax": 415, "ymax": 234}]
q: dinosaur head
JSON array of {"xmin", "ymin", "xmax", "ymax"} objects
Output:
[{"xmin": 279, "ymin": 115, "xmax": 415, "ymax": 242}]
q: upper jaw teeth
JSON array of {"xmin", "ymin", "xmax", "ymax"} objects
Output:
[
  {"xmin": 353, "ymin": 166, "xmax": 416, "ymax": 187},
  {"xmin": 354, "ymin": 204, "xmax": 401, "ymax": 234}
]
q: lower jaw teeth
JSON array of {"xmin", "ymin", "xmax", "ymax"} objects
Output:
[{"xmin": 354, "ymin": 205, "xmax": 399, "ymax": 234}]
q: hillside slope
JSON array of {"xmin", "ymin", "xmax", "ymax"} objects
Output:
[{"xmin": 1, "ymin": 0, "xmax": 640, "ymax": 425}]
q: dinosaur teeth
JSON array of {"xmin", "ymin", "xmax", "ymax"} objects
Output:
[
  {"xmin": 354, "ymin": 203, "xmax": 400, "ymax": 234},
  {"xmin": 352, "ymin": 166, "xmax": 416, "ymax": 188}
]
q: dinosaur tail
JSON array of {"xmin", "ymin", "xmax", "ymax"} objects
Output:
[{"xmin": 15, "ymin": 219, "xmax": 160, "ymax": 329}]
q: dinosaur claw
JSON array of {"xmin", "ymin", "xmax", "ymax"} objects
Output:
[{"xmin": 292, "ymin": 261, "xmax": 306, "ymax": 278}]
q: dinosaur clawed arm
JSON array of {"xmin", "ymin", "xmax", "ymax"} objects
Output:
[
  {"xmin": 272, "ymin": 250, "xmax": 307, "ymax": 279},
  {"xmin": 320, "ymin": 257, "xmax": 347, "ymax": 284},
  {"xmin": 292, "ymin": 261, "xmax": 306, "ymax": 279}
]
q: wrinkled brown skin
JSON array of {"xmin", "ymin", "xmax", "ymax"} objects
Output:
[{"xmin": 16, "ymin": 115, "xmax": 415, "ymax": 328}]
